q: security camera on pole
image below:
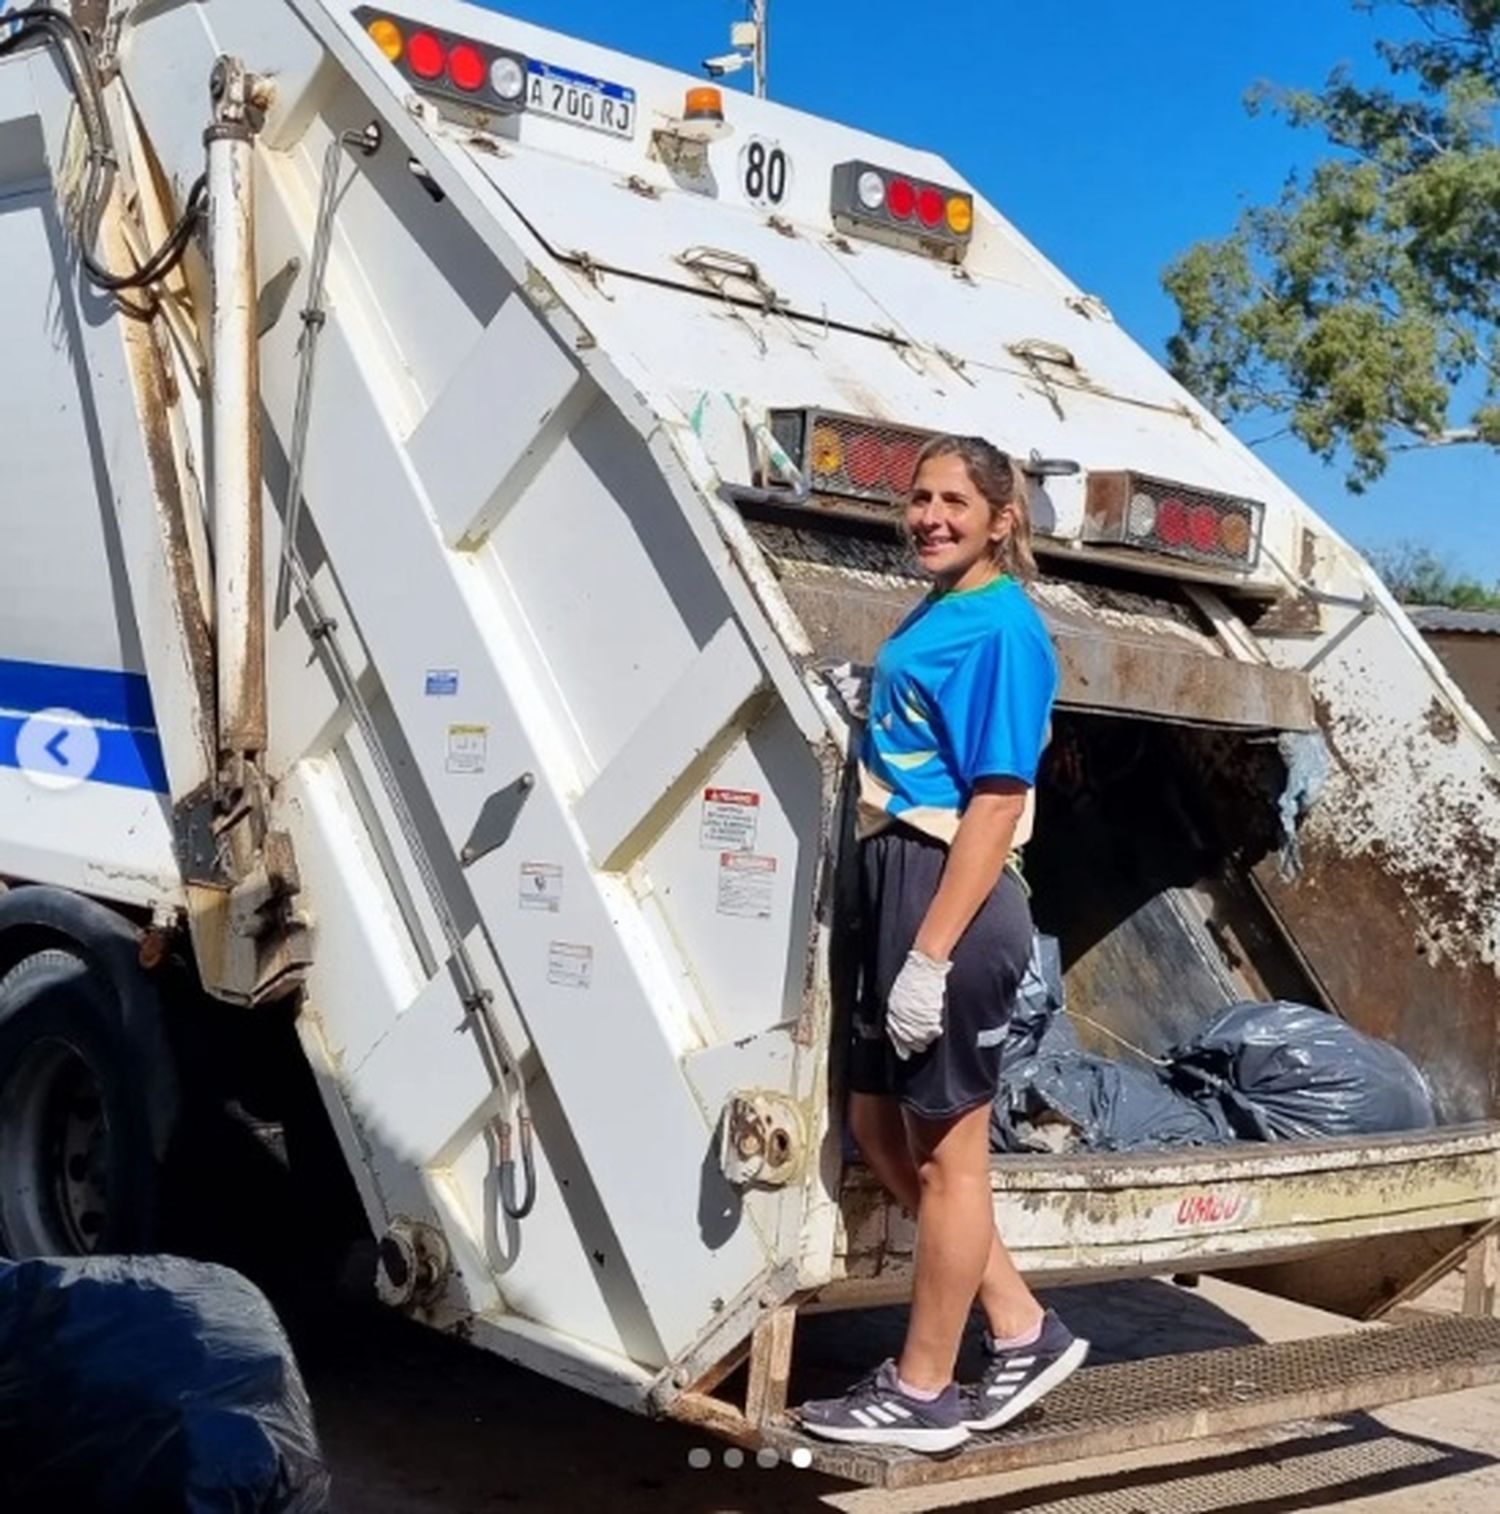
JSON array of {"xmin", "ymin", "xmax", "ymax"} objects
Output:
[{"xmin": 702, "ymin": 2, "xmax": 767, "ymax": 98}]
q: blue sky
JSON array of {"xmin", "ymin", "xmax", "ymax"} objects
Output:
[{"xmin": 474, "ymin": 0, "xmax": 1499, "ymax": 582}]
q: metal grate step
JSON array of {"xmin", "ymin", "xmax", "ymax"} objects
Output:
[{"xmin": 765, "ymin": 1314, "xmax": 1500, "ymax": 1490}]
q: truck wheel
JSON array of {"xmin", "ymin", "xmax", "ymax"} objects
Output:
[{"xmin": 0, "ymin": 949, "xmax": 165, "ymax": 1256}]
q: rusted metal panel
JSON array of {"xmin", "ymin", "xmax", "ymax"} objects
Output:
[
  {"xmin": 759, "ymin": 526, "xmax": 1315, "ymax": 731},
  {"xmin": 765, "ymin": 1315, "xmax": 1500, "ymax": 1489},
  {"xmin": 1048, "ymin": 607, "xmax": 1314, "ymax": 729},
  {"xmin": 1242, "ymin": 600, "xmax": 1500, "ymax": 1124},
  {"xmin": 1229, "ymin": 1224, "xmax": 1491, "ymax": 1320},
  {"xmin": 1252, "ymin": 835, "xmax": 1500, "ymax": 1125},
  {"xmin": 822, "ymin": 1125, "xmax": 1500, "ymax": 1303}
]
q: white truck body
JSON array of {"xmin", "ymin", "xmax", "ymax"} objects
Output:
[{"xmin": 0, "ymin": 0, "xmax": 1497, "ymax": 1481}]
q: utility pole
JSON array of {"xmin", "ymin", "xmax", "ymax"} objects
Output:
[
  {"xmin": 752, "ymin": 0, "xmax": 767, "ymax": 100},
  {"xmin": 711, "ymin": 2, "xmax": 769, "ymax": 98}
]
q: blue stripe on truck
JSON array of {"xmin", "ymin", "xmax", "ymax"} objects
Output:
[
  {"xmin": 0, "ymin": 656, "xmax": 157, "ymax": 728},
  {"xmin": 0, "ymin": 657, "xmax": 170, "ymax": 794}
]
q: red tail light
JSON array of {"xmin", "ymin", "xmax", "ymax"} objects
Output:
[
  {"xmin": 1188, "ymin": 504, "xmax": 1219, "ymax": 553},
  {"xmin": 885, "ymin": 178, "xmax": 917, "ymax": 220},
  {"xmin": 1084, "ymin": 472, "xmax": 1265, "ymax": 571},
  {"xmin": 1156, "ymin": 497, "xmax": 1189, "ymax": 547},
  {"xmin": 844, "ymin": 433, "xmax": 888, "ymax": 488},
  {"xmin": 831, "ymin": 161, "xmax": 975, "ymax": 263},
  {"xmin": 355, "ymin": 8, "xmax": 530, "ymax": 114},
  {"xmin": 888, "ymin": 438, "xmax": 922, "ymax": 495},
  {"xmin": 448, "ymin": 43, "xmax": 487, "ymax": 93},
  {"xmin": 767, "ymin": 408, "xmax": 951, "ymax": 517},
  {"xmin": 406, "ymin": 30, "xmax": 445, "ymax": 79}
]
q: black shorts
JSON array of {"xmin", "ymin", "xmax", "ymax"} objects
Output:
[{"xmin": 847, "ymin": 826, "xmax": 1032, "ymax": 1121}]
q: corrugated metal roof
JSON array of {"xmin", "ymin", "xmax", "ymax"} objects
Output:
[{"xmin": 1405, "ymin": 606, "xmax": 1500, "ymax": 636}]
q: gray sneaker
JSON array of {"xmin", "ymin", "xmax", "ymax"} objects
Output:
[
  {"xmin": 960, "ymin": 1310, "xmax": 1089, "ymax": 1431},
  {"xmin": 799, "ymin": 1358, "xmax": 970, "ymax": 1453}
]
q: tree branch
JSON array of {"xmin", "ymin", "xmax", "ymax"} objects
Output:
[{"xmin": 1390, "ymin": 426, "xmax": 1483, "ymax": 451}]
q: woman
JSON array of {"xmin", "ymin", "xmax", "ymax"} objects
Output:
[{"xmin": 802, "ymin": 435, "xmax": 1088, "ymax": 1454}]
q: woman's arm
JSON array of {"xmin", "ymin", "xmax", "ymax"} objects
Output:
[{"xmin": 913, "ymin": 777, "xmax": 1029, "ymax": 961}]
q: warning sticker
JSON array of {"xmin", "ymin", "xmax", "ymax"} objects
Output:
[
  {"xmin": 446, "ymin": 724, "xmax": 488, "ymax": 775},
  {"xmin": 547, "ymin": 941, "xmax": 593, "ymax": 989},
  {"xmin": 520, "ymin": 862, "xmax": 563, "ymax": 913},
  {"xmin": 700, "ymin": 787, "xmax": 760, "ymax": 852},
  {"xmin": 717, "ymin": 853, "xmax": 777, "ymax": 919}
]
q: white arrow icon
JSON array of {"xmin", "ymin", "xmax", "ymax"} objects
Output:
[{"xmin": 15, "ymin": 708, "xmax": 101, "ymax": 791}]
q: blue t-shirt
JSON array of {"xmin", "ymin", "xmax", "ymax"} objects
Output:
[{"xmin": 858, "ymin": 575, "xmax": 1057, "ymax": 843}]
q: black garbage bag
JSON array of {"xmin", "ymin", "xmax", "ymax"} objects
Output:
[
  {"xmin": 1002, "ymin": 931, "xmax": 1065, "ymax": 1060},
  {"xmin": 994, "ymin": 1022, "xmax": 1232, "ymax": 1155},
  {"xmin": 992, "ymin": 942, "xmax": 1233, "ymax": 1154},
  {"xmin": 1169, "ymin": 1000, "xmax": 1437, "ymax": 1140},
  {"xmin": 0, "ymin": 1253, "xmax": 330, "ymax": 1513}
]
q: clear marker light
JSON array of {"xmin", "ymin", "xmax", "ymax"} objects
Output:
[
  {"xmin": 1128, "ymin": 491, "xmax": 1157, "ymax": 538},
  {"xmin": 856, "ymin": 169, "xmax": 886, "ymax": 211},
  {"xmin": 490, "ymin": 54, "xmax": 526, "ymax": 101}
]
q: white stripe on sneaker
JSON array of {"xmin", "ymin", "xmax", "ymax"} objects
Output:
[
  {"xmin": 851, "ymin": 1408, "xmax": 876, "ymax": 1427},
  {"xmin": 888, "ymin": 1404, "xmax": 914, "ymax": 1419},
  {"xmin": 866, "ymin": 1405, "xmax": 896, "ymax": 1424},
  {"xmin": 1004, "ymin": 1355, "xmax": 1037, "ymax": 1368},
  {"xmin": 965, "ymin": 1337, "xmax": 1091, "ymax": 1432}
]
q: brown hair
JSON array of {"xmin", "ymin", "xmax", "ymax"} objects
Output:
[{"xmin": 910, "ymin": 434, "xmax": 1038, "ymax": 582}]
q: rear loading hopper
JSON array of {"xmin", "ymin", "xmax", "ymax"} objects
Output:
[{"xmin": 0, "ymin": 0, "xmax": 1495, "ymax": 1488}]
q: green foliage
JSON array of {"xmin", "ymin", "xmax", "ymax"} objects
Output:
[
  {"xmin": 1364, "ymin": 538, "xmax": 1500, "ymax": 604},
  {"xmin": 1165, "ymin": 1, "xmax": 1500, "ymax": 489}
]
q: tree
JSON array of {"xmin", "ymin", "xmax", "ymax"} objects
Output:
[
  {"xmin": 1364, "ymin": 539, "xmax": 1500, "ymax": 604},
  {"xmin": 1164, "ymin": 1, "xmax": 1500, "ymax": 490}
]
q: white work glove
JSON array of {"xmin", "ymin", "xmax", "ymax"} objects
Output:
[
  {"xmin": 886, "ymin": 950, "xmax": 951, "ymax": 1060},
  {"xmin": 820, "ymin": 660, "xmax": 871, "ymax": 722}
]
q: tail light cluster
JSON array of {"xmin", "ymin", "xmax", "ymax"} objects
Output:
[
  {"xmin": 830, "ymin": 161, "xmax": 974, "ymax": 262},
  {"xmin": 355, "ymin": 8, "xmax": 529, "ymax": 114},
  {"xmin": 769, "ymin": 408, "xmax": 938, "ymax": 511},
  {"xmin": 1084, "ymin": 471, "xmax": 1265, "ymax": 570}
]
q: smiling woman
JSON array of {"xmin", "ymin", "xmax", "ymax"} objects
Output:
[{"xmin": 800, "ymin": 436, "xmax": 1088, "ymax": 1454}]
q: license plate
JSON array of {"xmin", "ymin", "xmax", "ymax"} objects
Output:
[{"xmin": 527, "ymin": 61, "xmax": 636, "ymax": 139}]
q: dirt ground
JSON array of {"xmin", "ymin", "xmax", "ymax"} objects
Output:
[{"xmin": 303, "ymin": 1269, "xmax": 1500, "ymax": 1514}]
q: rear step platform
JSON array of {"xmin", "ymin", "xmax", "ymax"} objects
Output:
[{"xmin": 763, "ymin": 1315, "xmax": 1500, "ymax": 1490}]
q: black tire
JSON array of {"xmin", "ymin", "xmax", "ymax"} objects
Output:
[{"xmin": 0, "ymin": 948, "xmax": 167, "ymax": 1256}]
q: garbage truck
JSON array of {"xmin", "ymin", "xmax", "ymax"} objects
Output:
[{"xmin": 1, "ymin": 0, "xmax": 1497, "ymax": 1488}]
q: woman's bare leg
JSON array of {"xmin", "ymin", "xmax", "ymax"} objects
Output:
[{"xmin": 848, "ymin": 1093, "xmax": 1043, "ymax": 1365}]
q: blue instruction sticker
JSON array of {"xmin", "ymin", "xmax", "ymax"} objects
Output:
[{"xmin": 425, "ymin": 669, "xmax": 460, "ymax": 697}]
